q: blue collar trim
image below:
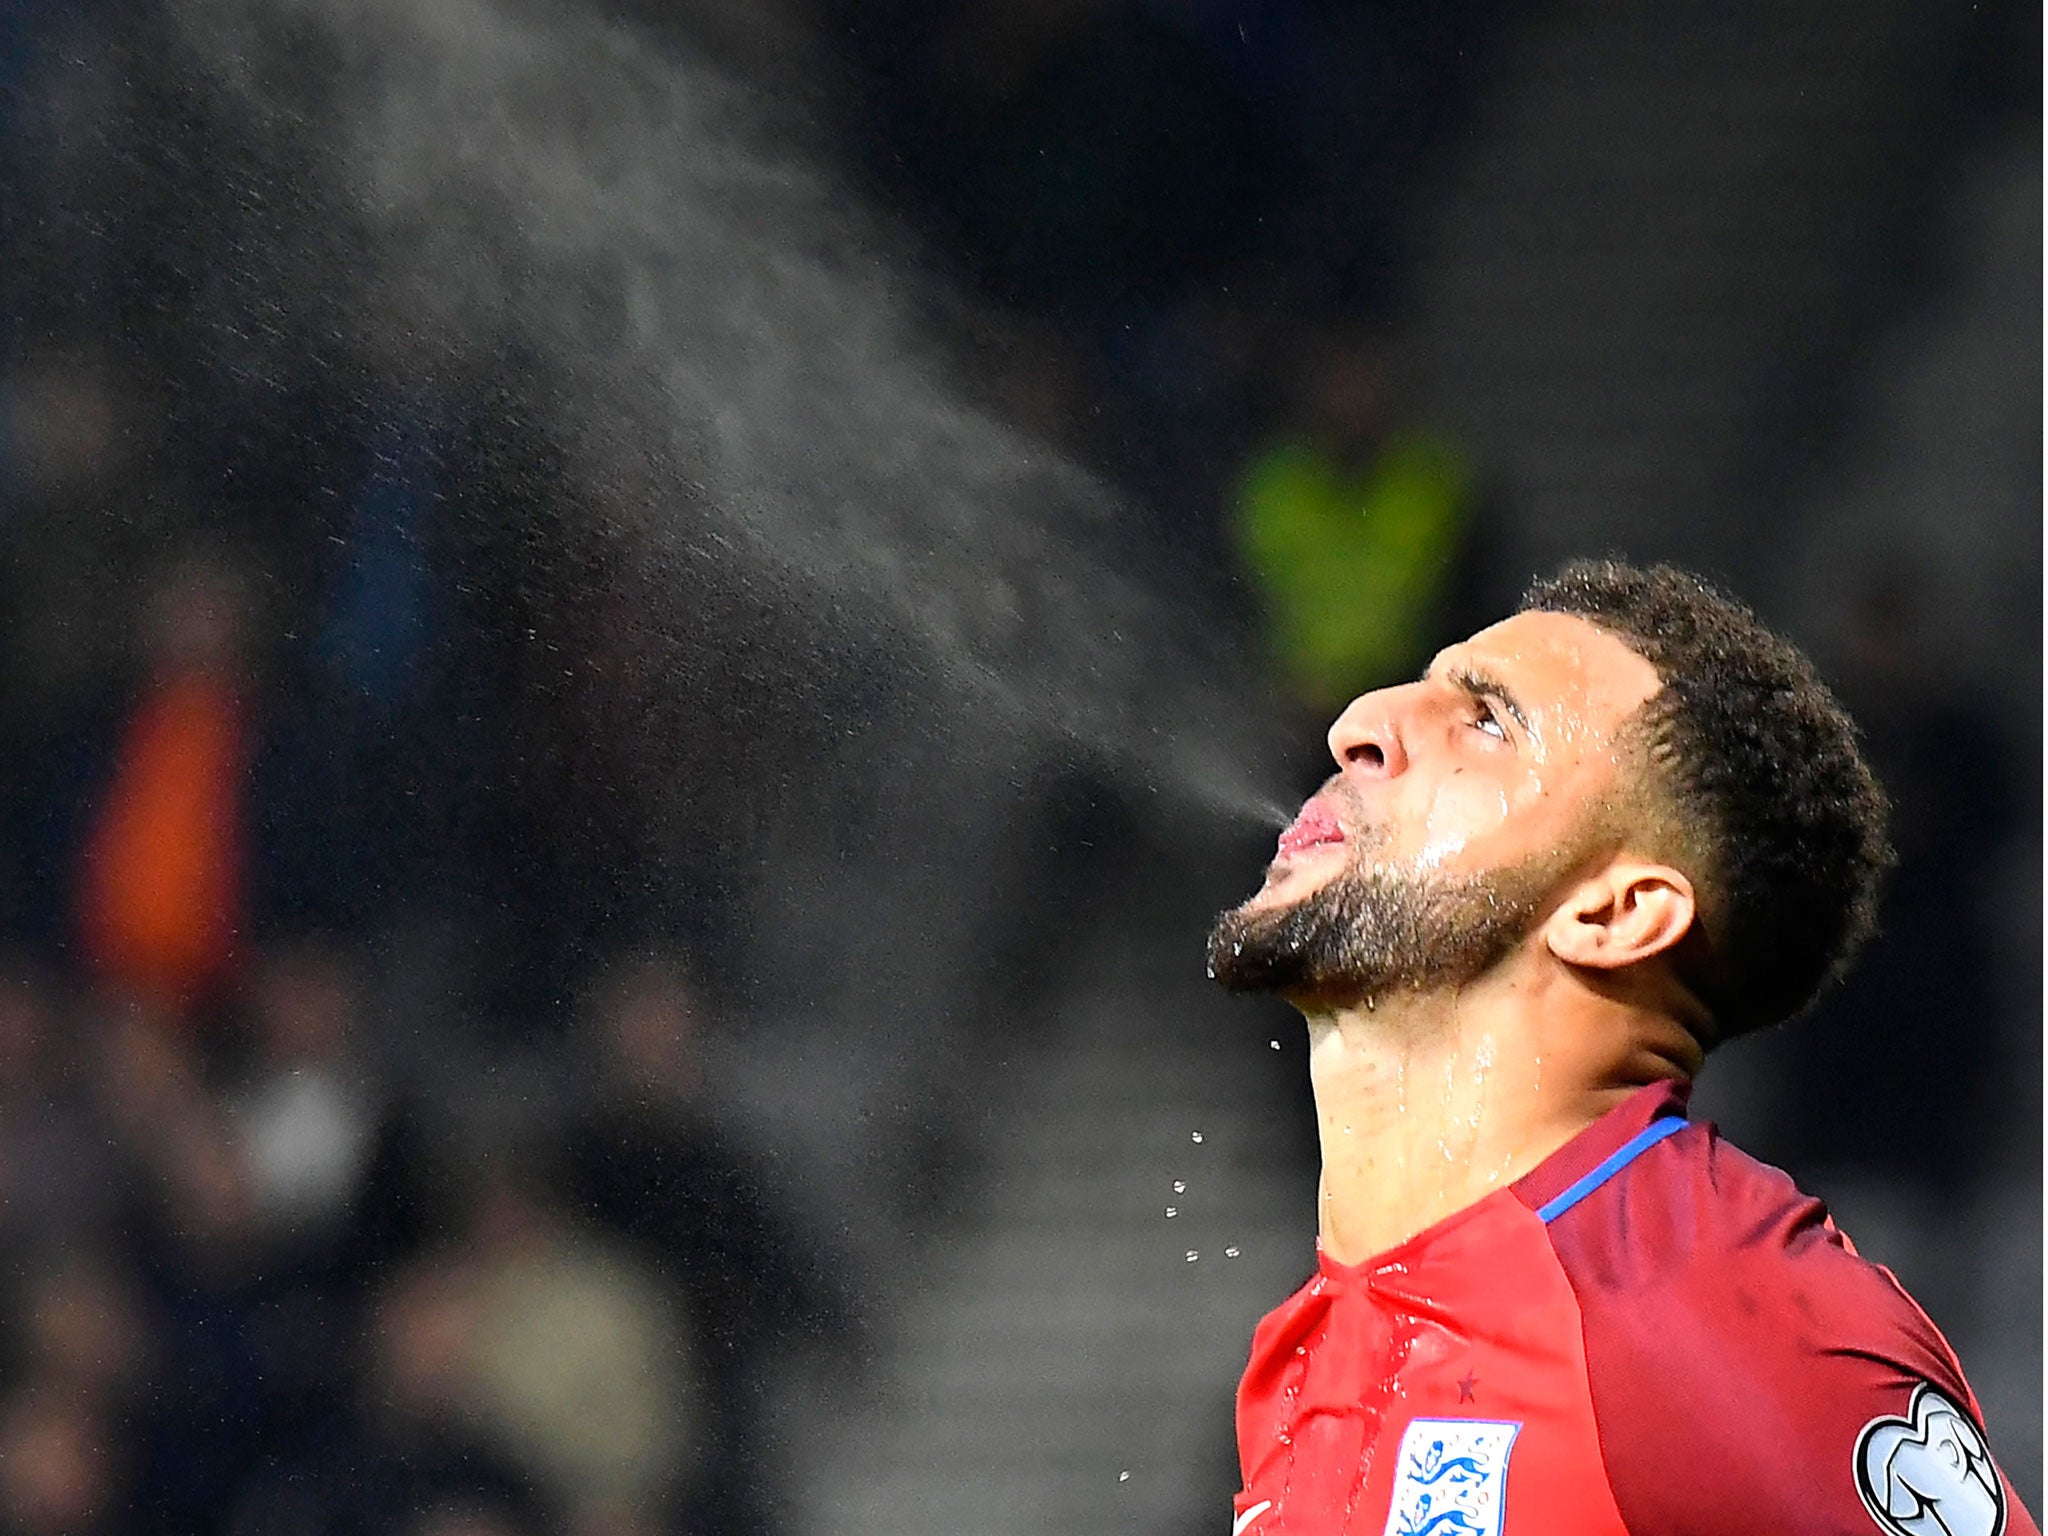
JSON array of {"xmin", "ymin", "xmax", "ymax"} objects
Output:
[{"xmin": 1535, "ymin": 1114, "xmax": 1687, "ymax": 1224}]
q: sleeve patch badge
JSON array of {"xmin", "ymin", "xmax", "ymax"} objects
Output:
[
  {"xmin": 1855, "ymin": 1383, "xmax": 2006, "ymax": 1536},
  {"xmin": 1379, "ymin": 1417, "xmax": 1521, "ymax": 1536}
]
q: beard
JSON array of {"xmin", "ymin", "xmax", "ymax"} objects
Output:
[{"xmin": 1206, "ymin": 843, "xmax": 1567, "ymax": 1008}]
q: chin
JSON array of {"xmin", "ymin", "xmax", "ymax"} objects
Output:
[{"xmin": 1208, "ymin": 877, "xmax": 1339, "ymax": 996}]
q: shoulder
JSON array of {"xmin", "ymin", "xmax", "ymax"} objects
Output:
[
  {"xmin": 1540, "ymin": 1116, "xmax": 1941, "ymax": 1337},
  {"xmin": 1541, "ymin": 1118, "xmax": 2016, "ymax": 1536}
]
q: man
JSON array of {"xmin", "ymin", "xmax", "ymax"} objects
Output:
[{"xmin": 1207, "ymin": 560, "xmax": 2036, "ymax": 1536}]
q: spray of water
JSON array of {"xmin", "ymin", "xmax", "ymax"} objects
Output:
[
  {"xmin": 156, "ymin": 0, "xmax": 1292, "ymax": 833},
  {"xmin": 11, "ymin": 0, "xmax": 1315, "ymax": 1289}
]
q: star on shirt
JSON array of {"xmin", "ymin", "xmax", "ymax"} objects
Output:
[{"xmin": 1456, "ymin": 1370, "xmax": 1478, "ymax": 1403}]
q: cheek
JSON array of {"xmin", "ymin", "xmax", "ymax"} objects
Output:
[{"xmin": 1409, "ymin": 775, "xmax": 1520, "ymax": 869}]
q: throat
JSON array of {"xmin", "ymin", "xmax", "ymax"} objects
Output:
[{"xmin": 1305, "ymin": 1005, "xmax": 1552, "ymax": 1265}]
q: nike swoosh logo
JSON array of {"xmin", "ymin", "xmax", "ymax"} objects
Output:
[{"xmin": 1232, "ymin": 1499, "xmax": 1273, "ymax": 1536}]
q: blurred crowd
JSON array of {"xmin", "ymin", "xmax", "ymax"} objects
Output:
[
  {"xmin": 0, "ymin": 339, "xmax": 863, "ymax": 1534},
  {"xmin": 0, "ymin": 822, "xmax": 857, "ymax": 1536}
]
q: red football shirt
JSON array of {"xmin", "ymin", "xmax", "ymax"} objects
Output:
[{"xmin": 1233, "ymin": 1080, "xmax": 2037, "ymax": 1536}]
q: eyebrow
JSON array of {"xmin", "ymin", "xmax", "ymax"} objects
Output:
[{"xmin": 1437, "ymin": 664, "xmax": 1532, "ymax": 734}]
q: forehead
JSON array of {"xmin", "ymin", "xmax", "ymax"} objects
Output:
[{"xmin": 1436, "ymin": 610, "xmax": 1662, "ymax": 747}]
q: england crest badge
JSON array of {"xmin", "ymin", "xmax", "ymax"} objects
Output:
[{"xmin": 1380, "ymin": 1417, "xmax": 1521, "ymax": 1536}]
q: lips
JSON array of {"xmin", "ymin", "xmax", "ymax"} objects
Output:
[{"xmin": 1276, "ymin": 798, "xmax": 1345, "ymax": 858}]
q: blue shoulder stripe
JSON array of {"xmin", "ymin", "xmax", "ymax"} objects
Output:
[{"xmin": 1535, "ymin": 1115, "xmax": 1687, "ymax": 1224}]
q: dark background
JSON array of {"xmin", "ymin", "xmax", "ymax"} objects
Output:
[{"xmin": 0, "ymin": 1, "xmax": 2037, "ymax": 1533}]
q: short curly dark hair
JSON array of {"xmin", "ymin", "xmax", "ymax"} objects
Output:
[{"xmin": 1520, "ymin": 559, "xmax": 1893, "ymax": 1043}]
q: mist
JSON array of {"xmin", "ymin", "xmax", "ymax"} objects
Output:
[
  {"xmin": 140, "ymin": 0, "xmax": 1288, "ymax": 817},
  {"xmin": 0, "ymin": 0, "xmax": 1313, "ymax": 1309}
]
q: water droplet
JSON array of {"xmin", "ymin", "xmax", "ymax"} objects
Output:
[
  {"xmin": 1269, "ymin": 1039, "xmax": 1281, "ymax": 1050},
  {"xmin": 1164, "ymin": 1206, "xmax": 1178, "ymax": 1218},
  {"xmin": 1190, "ymin": 1131, "xmax": 1204, "ymax": 1143},
  {"xmin": 1118, "ymin": 1470, "xmax": 1130, "ymax": 1483},
  {"xmin": 1225, "ymin": 1245, "xmax": 1241, "ymax": 1258},
  {"xmin": 1185, "ymin": 1250, "xmax": 1199, "ymax": 1262},
  {"xmin": 1172, "ymin": 1180, "xmax": 1186, "ymax": 1193}
]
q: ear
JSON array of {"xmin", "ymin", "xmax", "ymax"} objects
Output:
[{"xmin": 1543, "ymin": 862, "xmax": 1698, "ymax": 971}]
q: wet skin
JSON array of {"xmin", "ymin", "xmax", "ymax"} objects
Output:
[
  {"xmin": 1241, "ymin": 611, "xmax": 1684, "ymax": 1264},
  {"xmin": 1252, "ymin": 610, "xmax": 1666, "ymax": 914}
]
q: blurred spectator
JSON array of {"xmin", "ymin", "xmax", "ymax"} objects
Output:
[
  {"xmin": 0, "ymin": 1382, "xmax": 128, "ymax": 1536},
  {"xmin": 235, "ymin": 1152, "xmax": 689, "ymax": 1536},
  {"xmin": 10, "ymin": 1249, "xmax": 152, "ymax": 1410},
  {"xmin": 1229, "ymin": 320, "xmax": 1479, "ymax": 716},
  {"xmin": 225, "ymin": 1239, "xmax": 553, "ymax": 1536},
  {"xmin": 53, "ymin": 981, "xmax": 353, "ymax": 1533},
  {"xmin": 562, "ymin": 954, "xmax": 862, "ymax": 1536},
  {"xmin": 74, "ymin": 557, "xmax": 252, "ymax": 1022},
  {"xmin": 84, "ymin": 1001, "xmax": 275, "ymax": 1531},
  {"xmin": 230, "ymin": 939, "xmax": 386, "ymax": 1253},
  {"xmin": 450, "ymin": 1171, "xmax": 692, "ymax": 1525},
  {"xmin": 256, "ymin": 401, "xmax": 452, "ymax": 933},
  {"xmin": 0, "ymin": 1248, "xmax": 151, "ymax": 1536}
]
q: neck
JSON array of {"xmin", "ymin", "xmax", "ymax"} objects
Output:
[{"xmin": 1301, "ymin": 965, "xmax": 1695, "ymax": 1265}]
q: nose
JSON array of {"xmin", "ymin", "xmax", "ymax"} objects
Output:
[{"xmin": 1327, "ymin": 686, "xmax": 1409, "ymax": 778}]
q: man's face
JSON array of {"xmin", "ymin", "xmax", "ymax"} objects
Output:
[{"xmin": 1208, "ymin": 610, "xmax": 1664, "ymax": 1005}]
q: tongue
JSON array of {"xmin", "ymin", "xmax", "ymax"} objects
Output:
[{"xmin": 1277, "ymin": 801, "xmax": 1343, "ymax": 856}]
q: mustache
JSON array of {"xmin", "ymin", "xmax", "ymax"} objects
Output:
[{"xmin": 1304, "ymin": 776, "xmax": 1388, "ymax": 855}]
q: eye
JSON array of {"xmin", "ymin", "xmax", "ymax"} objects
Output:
[{"xmin": 1472, "ymin": 702, "xmax": 1508, "ymax": 740}]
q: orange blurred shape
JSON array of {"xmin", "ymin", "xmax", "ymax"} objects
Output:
[{"xmin": 76, "ymin": 672, "xmax": 247, "ymax": 1016}]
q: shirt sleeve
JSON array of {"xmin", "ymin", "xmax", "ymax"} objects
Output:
[
  {"xmin": 1558, "ymin": 1144, "xmax": 2038, "ymax": 1536},
  {"xmin": 1589, "ymin": 1306, "xmax": 2036, "ymax": 1535}
]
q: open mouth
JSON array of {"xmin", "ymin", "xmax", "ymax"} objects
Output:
[{"xmin": 1275, "ymin": 798, "xmax": 1345, "ymax": 859}]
